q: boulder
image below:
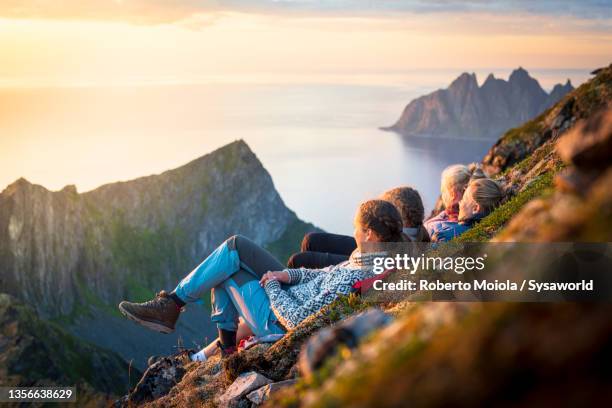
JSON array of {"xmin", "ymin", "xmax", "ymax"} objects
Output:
[
  {"xmin": 217, "ymin": 371, "xmax": 271, "ymax": 407},
  {"xmin": 557, "ymin": 107, "xmax": 612, "ymax": 169},
  {"xmin": 299, "ymin": 308, "xmax": 392, "ymax": 379},
  {"xmin": 246, "ymin": 379, "xmax": 298, "ymax": 405},
  {"xmin": 124, "ymin": 356, "xmax": 186, "ymax": 406}
]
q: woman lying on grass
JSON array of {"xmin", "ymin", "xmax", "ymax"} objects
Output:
[
  {"xmin": 431, "ymin": 177, "xmax": 504, "ymax": 242},
  {"xmin": 119, "ymin": 199, "xmax": 405, "ymax": 362},
  {"xmin": 425, "ymin": 163, "xmax": 486, "ymax": 238}
]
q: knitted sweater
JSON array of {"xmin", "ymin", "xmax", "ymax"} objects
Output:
[{"xmin": 263, "ymin": 251, "xmax": 378, "ymax": 329}]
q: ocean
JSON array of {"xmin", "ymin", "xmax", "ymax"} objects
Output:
[{"xmin": 0, "ymin": 68, "xmax": 591, "ymax": 234}]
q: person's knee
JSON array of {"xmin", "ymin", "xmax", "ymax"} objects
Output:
[
  {"xmin": 301, "ymin": 232, "xmax": 318, "ymax": 252},
  {"xmin": 227, "ymin": 234, "xmax": 255, "ymax": 252},
  {"xmin": 226, "ymin": 234, "xmax": 246, "ymax": 251},
  {"xmin": 287, "ymin": 253, "xmax": 301, "ymax": 268}
]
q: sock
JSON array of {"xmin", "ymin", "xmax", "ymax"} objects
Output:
[
  {"xmin": 218, "ymin": 329, "xmax": 237, "ymax": 349},
  {"xmin": 190, "ymin": 349, "xmax": 208, "ymax": 362},
  {"xmin": 169, "ymin": 292, "xmax": 186, "ymax": 308}
]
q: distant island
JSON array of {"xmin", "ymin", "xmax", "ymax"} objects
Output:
[{"xmin": 382, "ymin": 67, "xmax": 573, "ymax": 139}]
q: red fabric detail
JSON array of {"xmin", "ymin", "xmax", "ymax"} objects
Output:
[
  {"xmin": 238, "ymin": 336, "xmax": 255, "ymax": 351},
  {"xmin": 352, "ymin": 268, "xmax": 395, "ymax": 294}
]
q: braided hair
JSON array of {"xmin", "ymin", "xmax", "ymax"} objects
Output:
[{"xmin": 356, "ymin": 199, "xmax": 405, "ymax": 242}]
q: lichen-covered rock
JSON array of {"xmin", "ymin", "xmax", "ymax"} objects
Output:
[
  {"xmin": 217, "ymin": 371, "xmax": 271, "ymax": 407},
  {"xmin": 247, "ymin": 379, "xmax": 297, "ymax": 405},
  {"xmin": 123, "ymin": 355, "xmax": 187, "ymax": 406},
  {"xmin": 298, "ymin": 308, "xmax": 392, "ymax": 380}
]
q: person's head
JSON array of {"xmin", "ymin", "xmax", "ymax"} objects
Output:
[
  {"xmin": 440, "ymin": 163, "xmax": 487, "ymax": 214},
  {"xmin": 458, "ymin": 178, "xmax": 504, "ymax": 221},
  {"xmin": 380, "ymin": 186, "xmax": 424, "ymax": 228},
  {"xmin": 353, "ymin": 199, "xmax": 403, "ymax": 249}
]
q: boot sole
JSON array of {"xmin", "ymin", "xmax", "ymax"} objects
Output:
[{"xmin": 118, "ymin": 303, "xmax": 175, "ymax": 334}]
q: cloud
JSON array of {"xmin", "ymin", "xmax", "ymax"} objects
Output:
[{"xmin": 0, "ymin": 0, "xmax": 609, "ymax": 26}]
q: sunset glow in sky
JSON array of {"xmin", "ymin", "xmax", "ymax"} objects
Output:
[
  {"xmin": 0, "ymin": 1, "xmax": 610, "ymax": 87},
  {"xmin": 0, "ymin": 1, "xmax": 611, "ymax": 203}
]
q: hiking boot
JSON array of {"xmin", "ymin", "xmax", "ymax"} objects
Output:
[{"xmin": 118, "ymin": 291, "xmax": 181, "ymax": 334}]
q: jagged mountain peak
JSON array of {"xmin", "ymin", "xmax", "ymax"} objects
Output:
[
  {"xmin": 385, "ymin": 67, "xmax": 572, "ymax": 139},
  {"xmin": 6, "ymin": 177, "xmax": 32, "ymax": 189},
  {"xmin": 1, "ymin": 177, "xmax": 45, "ymax": 196},
  {"xmin": 449, "ymin": 72, "xmax": 478, "ymax": 89},
  {"xmin": 61, "ymin": 184, "xmax": 78, "ymax": 194},
  {"xmin": 509, "ymin": 66, "xmax": 530, "ymax": 80}
]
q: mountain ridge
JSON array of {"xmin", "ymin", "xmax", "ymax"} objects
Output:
[{"xmin": 383, "ymin": 68, "xmax": 574, "ymax": 140}]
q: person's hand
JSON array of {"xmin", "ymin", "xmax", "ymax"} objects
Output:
[{"xmin": 260, "ymin": 271, "xmax": 289, "ymax": 286}]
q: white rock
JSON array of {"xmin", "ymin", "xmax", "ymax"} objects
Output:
[
  {"xmin": 246, "ymin": 379, "xmax": 297, "ymax": 405},
  {"xmin": 217, "ymin": 371, "xmax": 272, "ymax": 407}
]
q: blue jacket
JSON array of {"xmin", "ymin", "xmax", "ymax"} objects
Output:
[
  {"xmin": 430, "ymin": 212, "xmax": 486, "ymax": 242},
  {"xmin": 425, "ymin": 210, "xmax": 458, "ymax": 240}
]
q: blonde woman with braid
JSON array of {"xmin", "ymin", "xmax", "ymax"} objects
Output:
[
  {"xmin": 431, "ymin": 177, "xmax": 504, "ymax": 242},
  {"xmin": 119, "ymin": 200, "xmax": 404, "ymax": 363}
]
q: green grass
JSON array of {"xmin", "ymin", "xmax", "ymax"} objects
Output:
[
  {"xmin": 501, "ymin": 115, "xmax": 544, "ymax": 144},
  {"xmin": 500, "ymin": 141, "xmax": 556, "ymax": 178},
  {"xmin": 456, "ymin": 171, "xmax": 556, "ymax": 242},
  {"xmin": 109, "ymin": 215, "xmax": 191, "ymax": 287},
  {"xmin": 265, "ymin": 218, "xmax": 321, "ymax": 264}
]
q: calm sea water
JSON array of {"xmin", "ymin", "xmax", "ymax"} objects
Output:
[{"xmin": 0, "ymin": 69, "xmax": 590, "ymax": 234}]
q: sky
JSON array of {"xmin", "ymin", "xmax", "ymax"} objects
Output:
[
  {"xmin": 0, "ymin": 0, "xmax": 610, "ymax": 203},
  {"xmin": 0, "ymin": 0, "xmax": 610, "ymax": 87}
]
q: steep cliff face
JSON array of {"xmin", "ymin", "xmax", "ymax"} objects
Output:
[
  {"xmin": 384, "ymin": 67, "xmax": 574, "ymax": 140},
  {"xmin": 0, "ymin": 140, "xmax": 317, "ymax": 367}
]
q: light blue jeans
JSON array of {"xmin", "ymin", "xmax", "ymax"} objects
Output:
[{"xmin": 174, "ymin": 235, "xmax": 285, "ymax": 337}]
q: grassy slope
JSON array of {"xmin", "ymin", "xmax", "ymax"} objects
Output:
[{"xmin": 456, "ymin": 170, "xmax": 557, "ymax": 242}]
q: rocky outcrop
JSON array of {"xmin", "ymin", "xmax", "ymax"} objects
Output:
[
  {"xmin": 483, "ymin": 64, "xmax": 611, "ymax": 175},
  {"xmin": 495, "ymin": 107, "xmax": 612, "ymax": 242},
  {"xmin": 384, "ymin": 67, "xmax": 573, "ymax": 140},
  {"xmin": 217, "ymin": 371, "xmax": 272, "ymax": 407}
]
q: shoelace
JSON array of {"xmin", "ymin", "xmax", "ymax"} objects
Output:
[{"xmin": 141, "ymin": 291, "xmax": 169, "ymax": 307}]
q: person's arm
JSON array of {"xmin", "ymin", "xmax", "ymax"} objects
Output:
[
  {"xmin": 285, "ymin": 268, "xmax": 330, "ymax": 284},
  {"xmin": 264, "ymin": 279, "xmax": 351, "ymax": 329},
  {"xmin": 260, "ymin": 268, "xmax": 329, "ymax": 287}
]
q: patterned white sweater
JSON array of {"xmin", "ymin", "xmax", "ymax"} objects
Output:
[{"xmin": 263, "ymin": 251, "xmax": 378, "ymax": 329}]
